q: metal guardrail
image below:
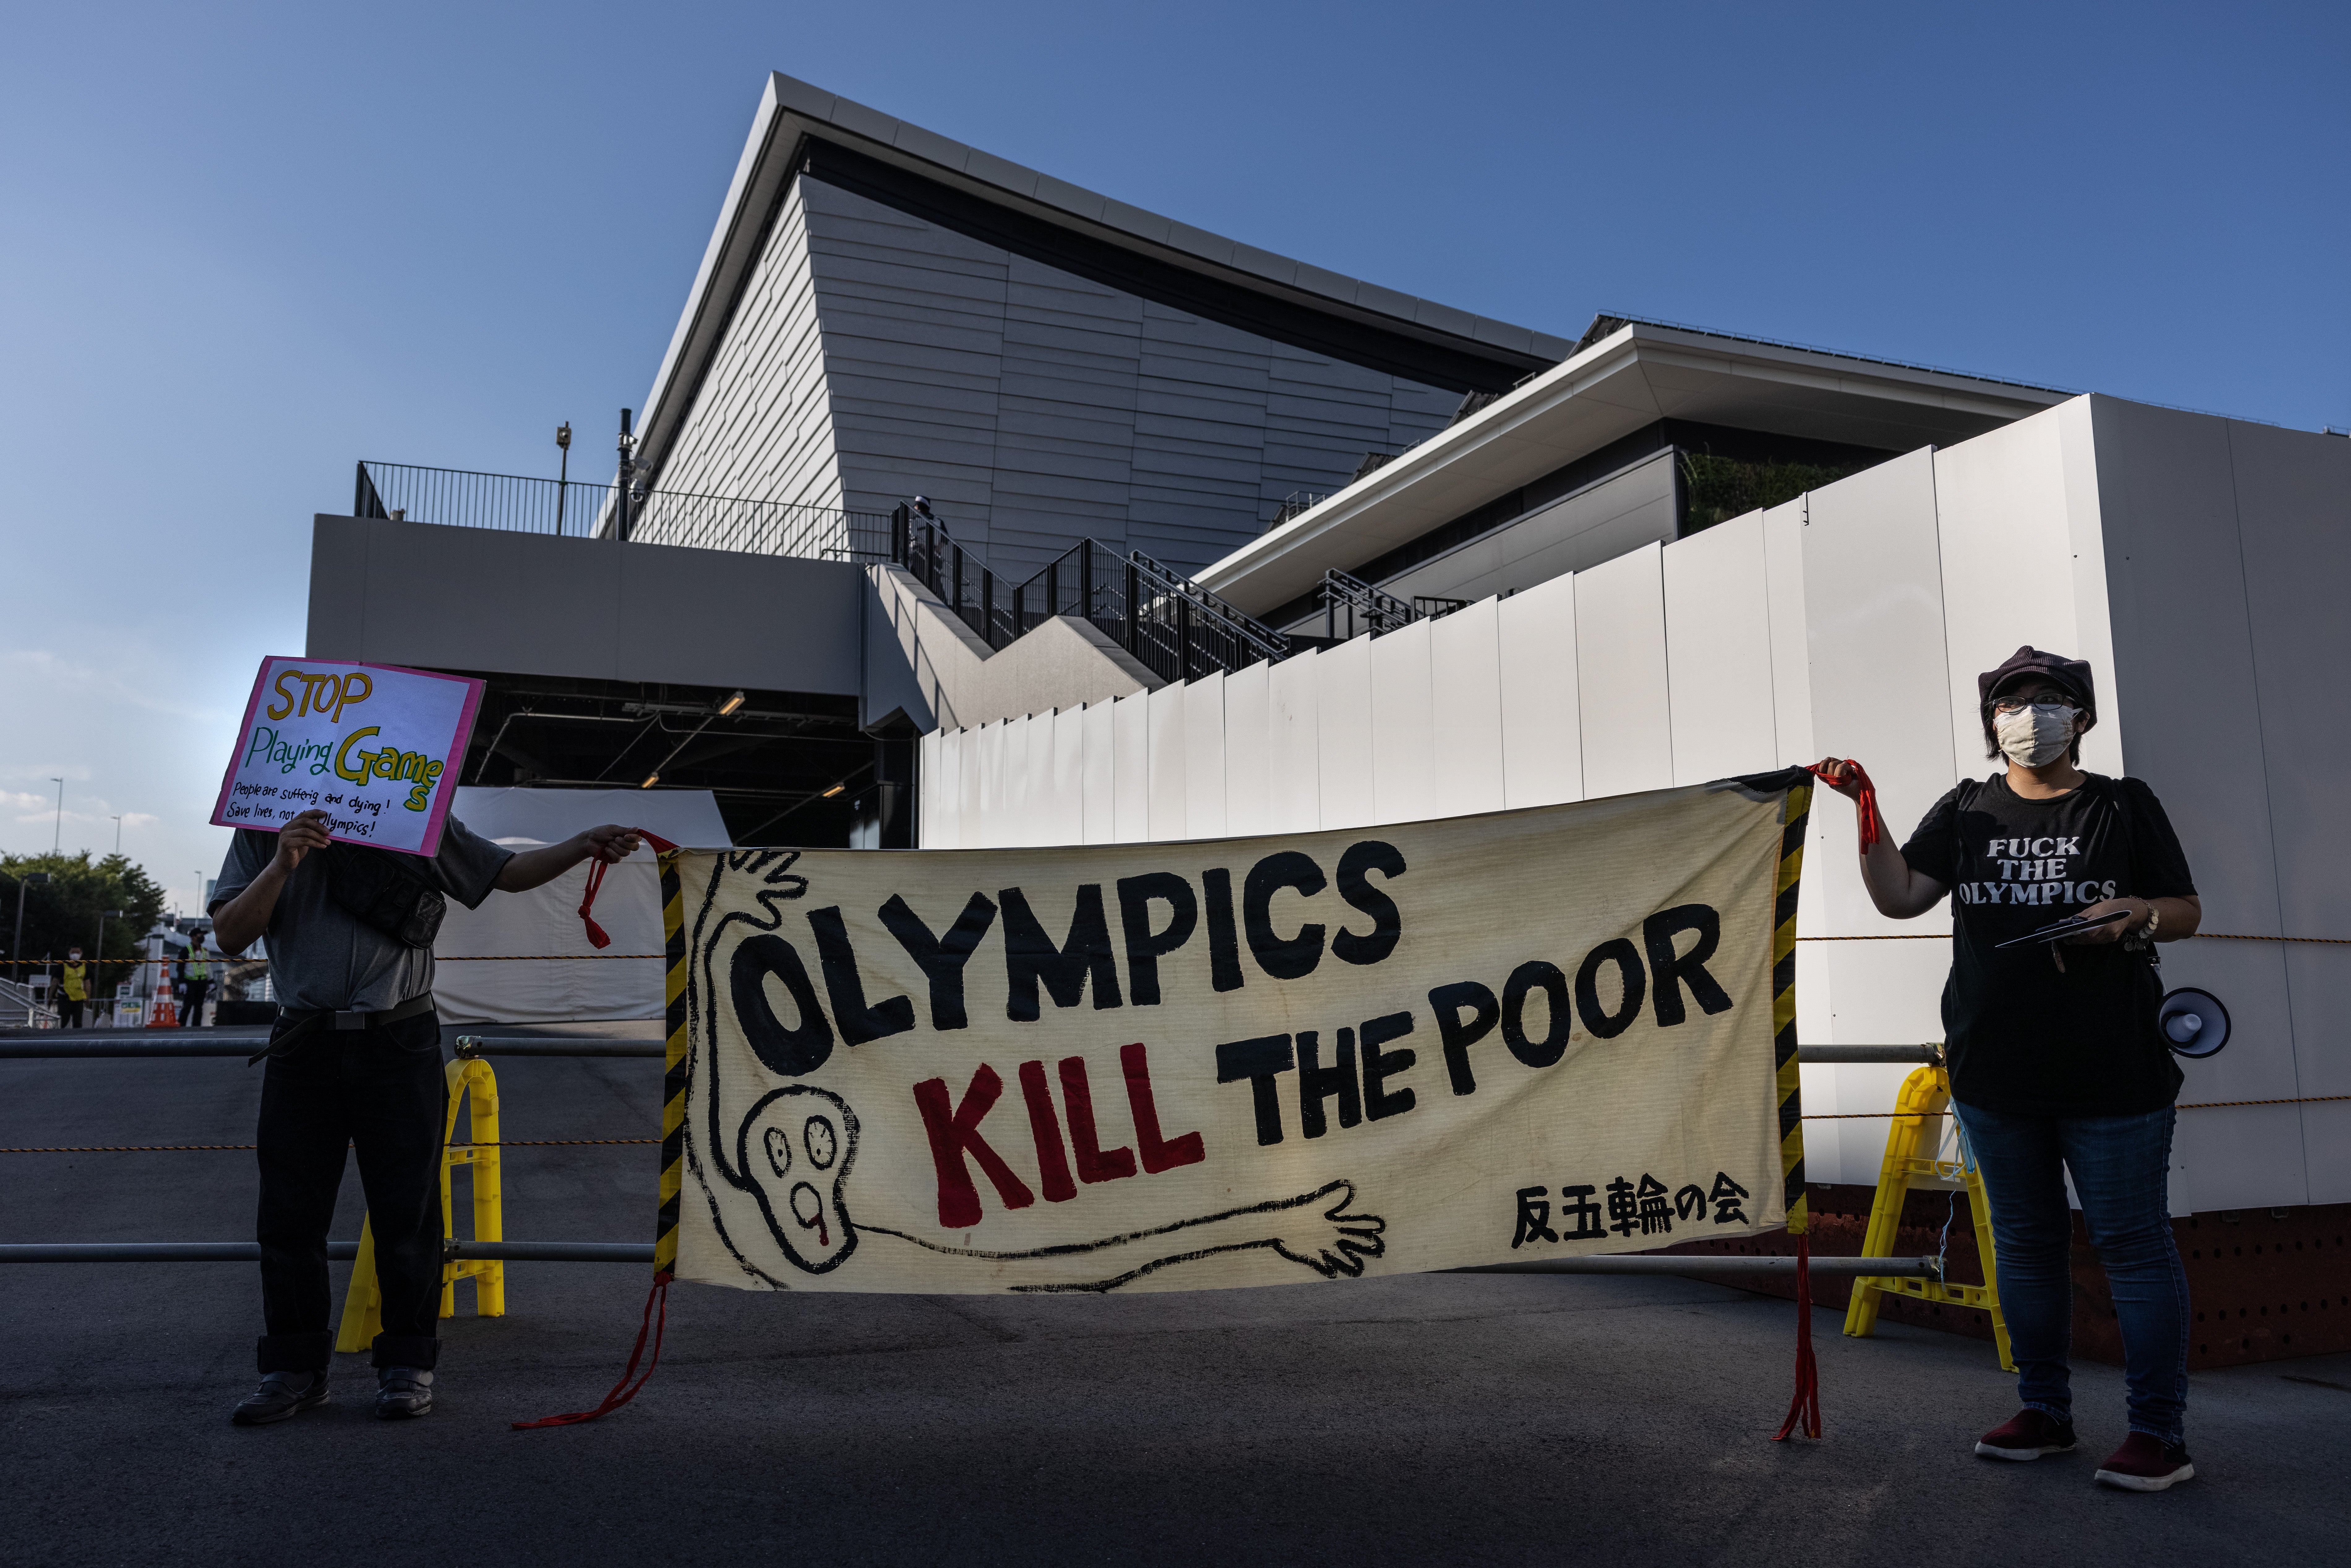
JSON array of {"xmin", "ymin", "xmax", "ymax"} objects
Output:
[
  {"xmin": 456, "ymin": 1037, "xmax": 665, "ymax": 1059},
  {"xmin": 2, "ymin": 1240, "xmax": 655, "ymax": 1264},
  {"xmin": 0, "ymin": 1037, "xmax": 271, "ymax": 1058},
  {"xmin": 356, "ymin": 460, "xmax": 890, "ymax": 558}
]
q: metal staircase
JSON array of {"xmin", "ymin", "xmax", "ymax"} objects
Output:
[{"xmin": 883, "ymin": 506, "xmax": 1290, "ymax": 683}]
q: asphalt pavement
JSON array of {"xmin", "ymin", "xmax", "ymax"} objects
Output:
[{"xmin": 5, "ymin": 1022, "xmax": 2344, "ymax": 1567}]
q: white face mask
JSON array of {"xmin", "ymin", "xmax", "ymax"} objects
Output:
[{"xmin": 1995, "ymin": 703, "xmax": 2076, "ymax": 768}]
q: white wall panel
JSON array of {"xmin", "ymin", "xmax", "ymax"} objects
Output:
[
  {"xmin": 916, "ymin": 731, "xmax": 943, "ymax": 847},
  {"xmin": 1574, "ymin": 542, "xmax": 1673, "ymax": 800},
  {"xmin": 1931, "ymin": 402, "xmax": 2123, "ymax": 778},
  {"xmin": 1663, "ymin": 513, "xmax": 1776, "ymax": 784},
  {"xmin": 2089, "ymin": 398, "xmax": 2304, "ymax": 1208},
  {"xmin": 1760, "ymin": 500, "xmax": 1813, "ymax": 771},
  {"xmin": 1111, "ymin": 690, "xmax": 1150, "ymax": 843},
  {"xmin": 1267, "ymin": 650, "xmax": 1322, "ymax": 832},
  {"xmin": 1496, "ymin": 571, "xmax": 1582, "ymax": 808},
  {"xmin": 1314, "ymin": 636, "xmax": 1375, "ymax": 829},
  {"xmin": 956, "ymin": 725, "xmax": 981, "ymax": 850},
  {"xmin": 973, "ymin": 721, "xmax": 1006, "ymax": 849},
  {"xmin": 2225, "ymin": 417, "xmax": 2351, "ymax": 1202},
  {"xmin": 1222, "ymin": 661, "xmax": 1272, "ymax": 837},
  {"xmin": 1000, "ymin": 713, "xmax": 1034, "ymax": 847},
  {"xmin": 1429, "ymin": 598, "xmax": 1506, "ymax": 816},
  {"xmin": 1146, "ymin": 682, "xmax": 1188, "ymax": 842},
  {"xmin": 1182, "ymin": 675, "xmax": 1228, "ymax": 840},
  {"xmin": 1080, "ymin": 700, "xmax": 1115, "ymax": 846},
  {"xmin": 1367, "ymin": 619, "xmax": 1436, "ymax": 824},
  {"xmin": 1046, "ymin": 706, "xmax": 1085, "ymax": 848},
  {"xmin": 1794, "ymin": 450, "xmax": 1956, "ymax": 1117}
]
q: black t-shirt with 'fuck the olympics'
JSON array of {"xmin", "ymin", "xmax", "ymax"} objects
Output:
[{"xmin": 1899, "ymin": 772, "xmax": 2197, "ymax": 1117}]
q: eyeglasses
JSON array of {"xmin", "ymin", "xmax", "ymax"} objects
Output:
[{"xmin": 1991, "ymin": 695, "xmax": 2078, "ymax": 714}]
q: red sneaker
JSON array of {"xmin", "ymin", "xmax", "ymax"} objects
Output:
[
  {"xmin": 2095, "ymin": 1433, "xmax": 2195, "ymax": 1492},
  {"xmin": 1974, "ymin": 1408, "xmax": 2077, "ymax": 1461}
]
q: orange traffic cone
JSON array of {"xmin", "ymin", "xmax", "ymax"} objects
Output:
[{"xmin": 148, "ymin": 986, "xmax": 178, "ymax": 1027}]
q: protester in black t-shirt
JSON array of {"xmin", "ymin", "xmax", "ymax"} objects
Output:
[{"xmin": 1814, "ymin": 645, "xmax": 2203, "ymax": 1493}]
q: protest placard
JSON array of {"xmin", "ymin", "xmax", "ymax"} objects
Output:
[{"xmin": 210, "ymin": 656, "xmax": 484, "ymax": 858}]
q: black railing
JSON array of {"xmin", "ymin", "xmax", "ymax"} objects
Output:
[
  {"xmin": 884, "ymin": 506, "xmax": 1289, "ymax": 682},
  {"xmin": 355, "ymin": 461, "xmax": 890, "ymax": 560},
  {"xmin": 1320, "ymin": 568, "xmax": 1468, "ymax": 640}
]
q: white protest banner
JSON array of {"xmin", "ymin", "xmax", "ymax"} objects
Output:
[
  {"xmin": 210, "ymin": 656, "xmax": 484, "ymax": 858},
  {"xmin": 654, "ymin": 772, "xmax": 1812, "ymax": 1296}
]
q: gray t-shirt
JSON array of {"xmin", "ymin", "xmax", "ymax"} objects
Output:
[{"xmin": 208, "ymin": 818, "xmax": 512, "ymax": 1013}]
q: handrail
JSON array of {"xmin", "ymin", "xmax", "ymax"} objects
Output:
[
  {"xmin": 886, "ymin": 506, "xmax": 1289, "ymax": 682},
  {"xmin": 1321, "ymin": 567, "xmax": 1468, "ymax": 641}
]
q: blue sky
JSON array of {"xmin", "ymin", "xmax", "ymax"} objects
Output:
[{"xmin": 3, "ymin": 1, "xmax": 2344, "ymax": 903}]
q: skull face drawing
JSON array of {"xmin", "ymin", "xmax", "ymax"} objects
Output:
[{"xmin": 733, "ymin": 1085, "xmax": 858, "ymax": 1274}]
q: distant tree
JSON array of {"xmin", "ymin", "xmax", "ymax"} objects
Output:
[{"xmin": 1, "ymin": 852, "xmax": 170, "ymax": 987}]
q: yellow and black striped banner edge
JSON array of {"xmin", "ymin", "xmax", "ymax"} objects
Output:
[
  {"xmin": 654, "ymin": 850, "xmax": 688, "ymax": 1276},
  {"xmin": 1774, "ymin": 781, "xmax": 1812, "ymax": 1236}
]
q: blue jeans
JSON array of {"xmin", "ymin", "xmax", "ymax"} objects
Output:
[{"xmin": 1953, "ymin": 1101, "xmax": 2190, "ymax": 1446}]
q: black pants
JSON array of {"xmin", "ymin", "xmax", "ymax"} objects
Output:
[
  {"xmin": 60, "ymin": 996, "xmax": 85, "ymax": 1028},
  {"xmin": 255, "ymin": 1012, "xmax": 446, "ymax": 1372},
  {"xmin": 182, "ymin": 979, "xmax": 209, "ymax": 1026}
]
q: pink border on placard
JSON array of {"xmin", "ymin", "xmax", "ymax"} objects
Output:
[{"xmin": 209, "ymin": 657, "xmax": 487, "ymax": 859}]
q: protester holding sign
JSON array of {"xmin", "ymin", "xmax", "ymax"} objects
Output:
[
  {"xmin": 1814, "ymin": 645, "xmax": 2203, "ymax": 1493},
  {"xmin": 209, "ymin": 668, "xmax": 644, "ymax": 1426}
]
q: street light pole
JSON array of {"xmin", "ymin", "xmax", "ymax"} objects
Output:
[
  {"xmin": 616, "ymin": 408, "xmax": 635, "ymax": 544},
  {"xmin": 10, "ymin": 872, "xmax": 50, "ymax": 962},
  {"xmin": 111, "ymin": 816, "xmax": 123, "ymax": 854},
  {"xmin": 96, "ymin": 907, "xmax": 122, "ymax": 1014},
  {"xmin": 50, "ymin": 777, "xmax": 63, "ymax": 852},
  {"xmin": 555, "ymin": 421, "xmax": 572, "ymax": 533}
]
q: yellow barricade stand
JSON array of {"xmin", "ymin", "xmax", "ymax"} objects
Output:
[
  {"xmin": 1842, "ymin": 1059, "xmax": 2015, "ymax": 1372},
  {"xmin": 335, "ymin": 1057, "xmax": 505, "ymax": 1352}
]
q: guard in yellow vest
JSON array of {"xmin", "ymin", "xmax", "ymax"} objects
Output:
[
  {"xmin": 59, "ymin": 949, "xmax": 88, "ymax": 1030},
  {"xmin": 182, "ymin": 939, "xmax": 211, "ymax": 1028}
]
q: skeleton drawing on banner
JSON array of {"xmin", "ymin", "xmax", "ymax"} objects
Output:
[{"xmin": 683, "ymin": 851, "xmax": 1387, "ymax": 1293}]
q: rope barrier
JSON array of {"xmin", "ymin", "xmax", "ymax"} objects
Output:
[
  {"xmin": 0, "ymin": 1137, "xmax": 660, "ymax": 1154},
  {"xmin": 1797, "ymin": 932, "xmax": 2349, "ymax": 944},
  {"xmin": 6, "ymin": 933, "xmax": 2341, "ymax": 967}
]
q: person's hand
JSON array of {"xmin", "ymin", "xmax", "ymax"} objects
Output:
[
  {"xmin": 270, "ymin": 810, "xmax": 332, "ymax": 875},
  {"xmin": 1810, "ymin": 757, "xmax": 1868, "ymax": 802},
  {"xmin": 580, "ymin": 825, "xmax": 642, "ymax": 865},
  {"xmin": 2065, "ymin": 896, "xmax": 2150, "ymax": 945}
]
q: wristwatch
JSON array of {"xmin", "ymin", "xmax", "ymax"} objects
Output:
[{"xmin": 2125, "ymin": 903, "xmax": 2160, "ymax": 951}]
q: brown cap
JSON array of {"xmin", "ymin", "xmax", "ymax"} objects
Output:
[{"xmin": 1978, "ymin": 645, "xmax": 2096, "ymax": 716}]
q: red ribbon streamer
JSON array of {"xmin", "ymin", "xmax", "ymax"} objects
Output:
[
  {"xmin": 1804, "ymin": 760, "xmax": 1881, "ymax": 853},
  {"xmin": 576, "ymin": 829, "xmax": 680, "ymax": 950},
  {"xmin": 1771, "ymin": 1236, "xmax": 1823, "ymax": 1442},
  {"xmin": 512, "ymin": 1270, "xmax": 672, "ymax": 1430}
]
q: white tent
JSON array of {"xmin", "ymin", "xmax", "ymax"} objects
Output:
[{"xmin": 432, "ymin": 787, "xmax": 732, "ymax": 1025}]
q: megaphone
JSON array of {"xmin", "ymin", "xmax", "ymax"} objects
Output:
[{"xmin": 2158, "ymin": 987, "xmax": 2230, "ymax": 1059}]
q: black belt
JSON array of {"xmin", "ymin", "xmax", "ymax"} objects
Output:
[{"xmin": 246, "ymin": 993, "xmax": 438, "ymax": 1066}]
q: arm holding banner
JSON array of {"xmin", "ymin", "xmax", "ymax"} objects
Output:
[
  {"xmin": 1811, "ymin": 759, "xmax": 1948, "ymax": 919},
  {"xmin": 495, "ymin": 825, "xmax": 644, "ymax": 893}
]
